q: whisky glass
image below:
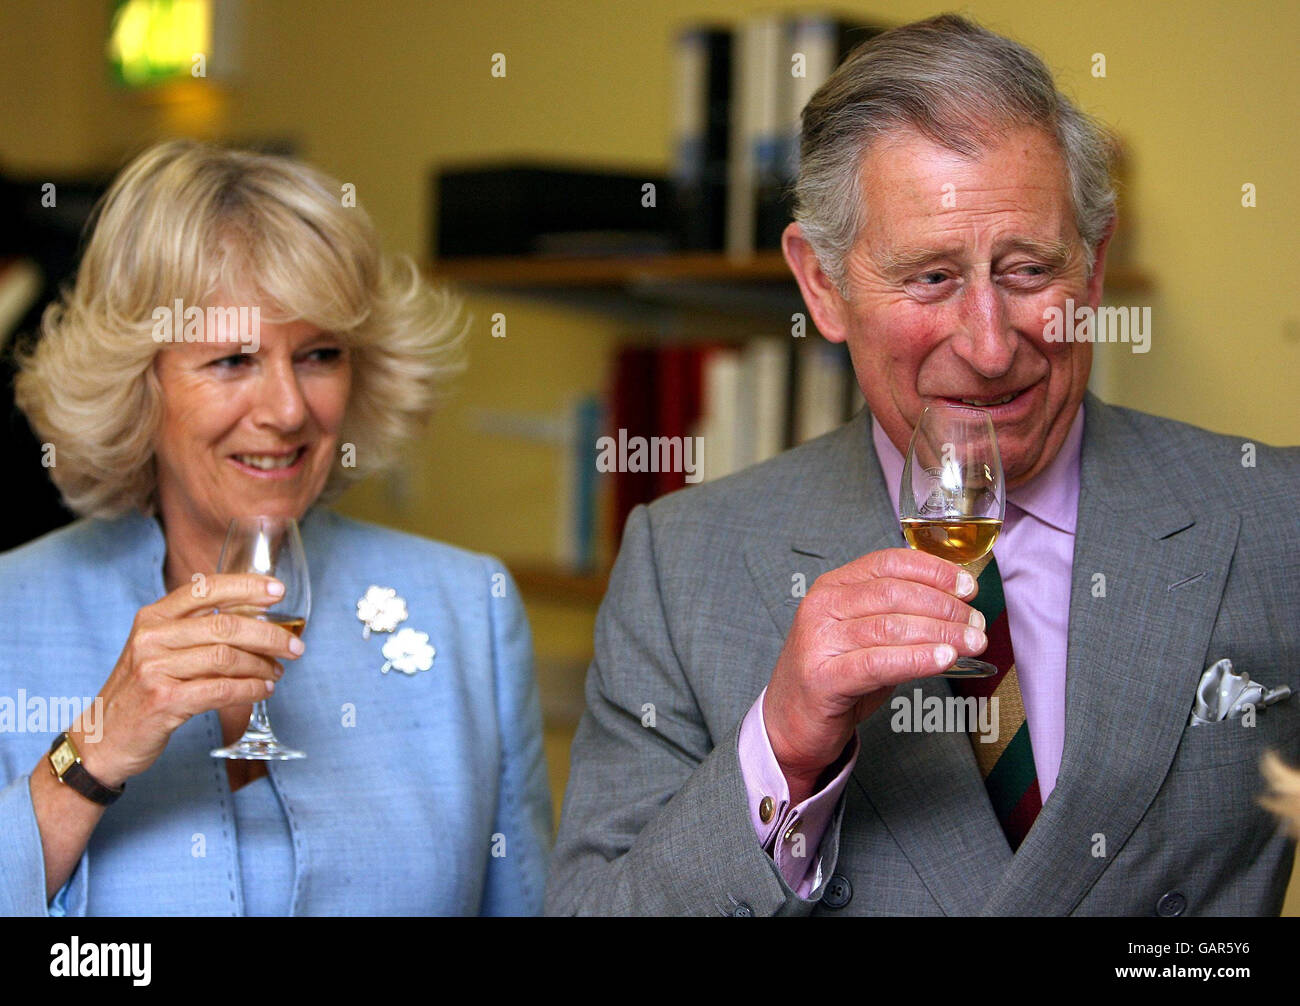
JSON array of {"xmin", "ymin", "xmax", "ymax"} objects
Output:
[
  {"xmin": 899, "ymin": 406, "xmax": 1005, "ymax": 678},
  {"xmin": 210, "ymin": 516, "xmax": 309, "ymax": 759}
]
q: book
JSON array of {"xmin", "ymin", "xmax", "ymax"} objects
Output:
[
  {"xmin": 726, "ymin": 16, "xmax": 783, "ymax": 259},
  {"xmin": 738, "ymin": 337, "xmax": 788, "ymax": 467},
  {"xmin": 671, "ymin": 27, "xmax": 732, "ymax": 251},
  {"xmin": 699, "ymin": 345, "xmax": 744, "ymax": 480},
  {"xmin": 728, "ymin": 15, "xmax": 886, "ymax": 256},
  {"xmin": 795, "ymin": 339, "xmax": 854, "ymax": 443}
]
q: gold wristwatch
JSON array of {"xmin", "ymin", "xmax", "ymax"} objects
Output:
[{"xmin": 47, "ymin": 732, "xmax": 124, "ymax": 806}]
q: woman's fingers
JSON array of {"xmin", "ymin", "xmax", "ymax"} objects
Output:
[
  {"xmin": 141, "ymin": 611, "xmax": 301, "ymax": 673},
  {"xmin": 173, "ymin": 674, "xmax": 279, "ymax": 718},
  {"xmin": 155, "ymin": 572, "xmax": 286, "ymax": 620}
]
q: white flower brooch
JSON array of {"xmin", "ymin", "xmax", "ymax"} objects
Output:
[
  {"xmin": 381, "ymin": 628, "xmax": 436, "ymax": 676},
  {"xmin": 356, "ymin": 585, "xmax": 434, "ymax": 676},
  {"xmin": 356, "ymin": 585, "xmax": 408, "ymax": 638}
]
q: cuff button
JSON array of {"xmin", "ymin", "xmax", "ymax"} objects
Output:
[{"xmin": 759, "ymin": 796, "xmax": 775, "ymax": 823}]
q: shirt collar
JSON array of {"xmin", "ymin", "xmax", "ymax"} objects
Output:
[{"xmin": 870, "ymin": 403, "xmax": 1084, "ymax": 534}]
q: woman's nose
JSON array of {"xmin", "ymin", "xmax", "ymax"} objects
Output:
[{"xmin": 250, "ymin": 359, "xmax": 307, "ymax": 431}]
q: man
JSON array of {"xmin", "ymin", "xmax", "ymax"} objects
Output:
[{"xmin": 546, "ymin": 14, "xmax": 1300, "ymax": 915}]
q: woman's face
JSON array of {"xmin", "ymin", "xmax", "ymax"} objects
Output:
[{"xmin": 152, "ymin": 314, "xmax": 352, "ymax": 547}]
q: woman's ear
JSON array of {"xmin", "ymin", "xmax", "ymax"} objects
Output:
[{"xmin": 781, "ymin": 222, "xmax": 851, "ymax": 344}]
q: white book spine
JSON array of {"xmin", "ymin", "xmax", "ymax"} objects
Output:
[
  {"xmin": 701, "ymin": 349, "xmax": 742, "ymax": 480},
  {"xmin": 727, "ymin": 17, "xmax": 783, "ymax": 258}
]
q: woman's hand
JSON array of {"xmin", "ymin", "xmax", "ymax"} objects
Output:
[{"xmin": 71, "ymin": 574, "xmax": 303, "ymax": 787}]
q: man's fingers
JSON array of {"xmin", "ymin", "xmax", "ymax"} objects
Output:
[
  {"xmin": 816, "ymin": 577, "xmax": 984, "ymax": 627},
  {"xmin": 830, "ymin": 613, "xmax": 986, "ymax": 654},
  {"xmin": 824, "ymin": 643, "xmax": 960, "ymax": 693},
  {"xmin": 819, "ymin": 547, "xmax": 977, "ymax": 598}
]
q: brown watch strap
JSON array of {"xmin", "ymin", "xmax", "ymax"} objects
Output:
[{"xmin": 47, "ymin": 732, "xmax": 124, "ymax": 806}]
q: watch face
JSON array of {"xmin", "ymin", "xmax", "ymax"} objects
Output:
[{"xmin": 50, "ymin": 741, "xmax": 77, "ymax": 776}]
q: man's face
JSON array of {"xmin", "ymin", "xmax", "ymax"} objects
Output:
[{"xmin": 823, "ymin": 125, "xmax": 1104, "ymax": 487}]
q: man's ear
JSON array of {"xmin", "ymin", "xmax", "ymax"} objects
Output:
[
  {"xmin": 782, "ymin": 222, "xmax": 851, "ymax": 344},
  {"xmin": 1084, "ymin": 214, "xmax": 1116, "ymax": 309}
]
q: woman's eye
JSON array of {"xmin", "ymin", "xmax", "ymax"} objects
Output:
[
  {"xmin": 210, "ymin": 354, "xmax": 251, "ymax": 370},
  {"xmin": 302, "ymin": 347, "xmax": 343, "ymax": 364}
]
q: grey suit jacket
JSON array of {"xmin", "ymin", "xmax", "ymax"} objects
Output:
[{"xmin": 546, "ymin": 393, "xmax": 1300, "ymax": 916}]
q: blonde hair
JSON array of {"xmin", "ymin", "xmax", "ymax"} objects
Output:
[{"xmin": 15, "ymin": 139, "xmax": 465, "ymax": 517}]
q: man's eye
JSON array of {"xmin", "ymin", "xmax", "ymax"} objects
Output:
[{"xmin": 916, "ymin": 272, "xmax": 950, "ymax": 286}]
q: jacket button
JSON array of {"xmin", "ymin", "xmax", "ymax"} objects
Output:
[
  {"xmin": 821, "ymin": 874, "xmax": 853, "ymax": 910},
  {"xmin": 732, "ymin": 901, "xmax": 753, "ymax": 917},
  {"xmin": 1155, "ymin": 891, "xmax": 1186, "ymax": 917}
]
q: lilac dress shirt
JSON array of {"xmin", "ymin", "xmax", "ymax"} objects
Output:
[{"xmin": 738, "ymin": 405, "xmax": 1085, "ymax": 896}]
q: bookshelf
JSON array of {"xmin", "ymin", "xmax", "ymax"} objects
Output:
[
  {"xmin": 429, "ymin": 253, "xmax": 1153, "ymax": 326},
  {"xmin": 430, "ymin": 251, "xmax": 1153, "ymax": 298}
]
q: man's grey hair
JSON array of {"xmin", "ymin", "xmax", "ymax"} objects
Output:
[{"xmin": 794, "ymin": 14, "xmax": 1117, "ymax": 295}]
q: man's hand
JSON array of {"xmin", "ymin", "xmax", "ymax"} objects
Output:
[{"xmin": 764, "ymin": 548, "xmax": 987, "ymax": 803}]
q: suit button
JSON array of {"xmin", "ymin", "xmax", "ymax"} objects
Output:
[
  {"xmin": 759, "ymin": 796, "xmax": 775, "ymax": 823},
  {"xmin": 821, "ymin": 874, "xmax": 852, "ymax": 910},
  {"xmin": 732, "ymin": 902, "xmax": 753, "ymax": 917},
  {"xmin": 1155, "ymin": 891, "xmax": 1187, "ymax": 917}
]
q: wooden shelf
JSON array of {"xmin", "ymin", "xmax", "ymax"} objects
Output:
[
  {"xmin": 511, "ymin": 562, "xmax": 611, "ymax": 606},
  {"xmin": 429, "ymin": 251, "xmax": 792, "ymax": 287},
  {"xmin": 429, "ymin": 252, "xmax": 1152, "ymax": 294}
]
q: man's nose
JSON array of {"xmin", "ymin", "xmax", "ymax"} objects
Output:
[
  {"xmin": 952, "ymin": 279, "xmax": 1016, "ymax": 378},
  {"xmin": 250, "ymin": 358, "xmax": 307, "ymax": 431}
]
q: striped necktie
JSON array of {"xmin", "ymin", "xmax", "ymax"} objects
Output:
[{"xmin": 949, "ymin": 553, "xmax": 1042, "ymax": 852}]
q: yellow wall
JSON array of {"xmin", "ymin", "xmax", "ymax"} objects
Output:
[{"xmin": 3, "ymin": 0, "xmax": 1297, "ymax": 912}]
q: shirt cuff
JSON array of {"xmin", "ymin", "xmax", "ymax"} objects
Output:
[
  {"xmin": 0, "ymin": 772, "xmax": 89, "ymax": 916},
  {"xmin": 737, "ymin": 687, "xmax": 860, "ymax": 899}
]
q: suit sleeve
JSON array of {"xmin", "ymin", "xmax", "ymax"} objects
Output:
[
  {"xmin": 478, "ymin": 560, "xmax": 553, "ymax": 916},
  {"xmin": 545, "ymin": 504, "xmax": 845, "ymax": 916}
]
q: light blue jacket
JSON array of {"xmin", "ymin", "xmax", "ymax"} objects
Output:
[{"xmin": 0, "ymin": 507, "xmax": 552, "ymax": 915}]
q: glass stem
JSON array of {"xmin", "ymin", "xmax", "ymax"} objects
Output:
[{"xmin": 244, "ymin": 700, "xmax": 274, "ymax": 739}]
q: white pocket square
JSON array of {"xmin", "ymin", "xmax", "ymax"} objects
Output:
[{"xmin": 1189, "ymin": 657, "xmax": 1291, "ymax": 726}]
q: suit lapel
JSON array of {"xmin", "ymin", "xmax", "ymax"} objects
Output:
[
  {"xmin": 744, "ymin": 410, "xmax": 1010, "ymax": 915},
  {"xmin": 980, "ymin": 395, "xmax": 1240, "ymax": 914}
]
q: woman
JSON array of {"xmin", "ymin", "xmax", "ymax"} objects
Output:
[{"xmin": 0, "ymin": 140, "xmax": 551, "ymax": 915}]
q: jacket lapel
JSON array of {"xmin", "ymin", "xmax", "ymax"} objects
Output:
[
  {"xmin": 744, "ymin": 410, "xmax": 1010, "ymax": 915},
  {"xmin": 979, "ymin": 395, "xmax": 1240, "ymax": 914}
]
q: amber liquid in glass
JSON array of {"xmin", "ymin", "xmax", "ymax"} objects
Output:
[{"xmin": 901, "ymin": 517, "xmax": 1002, "ymax": 565}]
